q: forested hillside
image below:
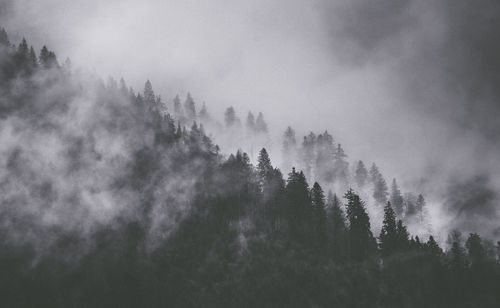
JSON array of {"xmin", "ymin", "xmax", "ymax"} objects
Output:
[{"xmin": 1, "ymin": 29, "xmax": 499, "ymax": 308}]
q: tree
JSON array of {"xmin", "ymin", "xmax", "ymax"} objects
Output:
[
  {"xmin": 255, "ymin": 112, "xmax": 268, "ymax": 133},
  {"xmin": 344, "ymin": 189, "xmax": 376, "ymax": 261},
  {"xmin": 39, "ymin": 46, "xmax": 58, "ymax": 68},
  {"xmin": 326, "ymin": 192, "xmax": 346, "ymax": 260},
  {"xmin": 184, "ymin": 93, "xmax": 196, "ymax": 120},
  {"xmin": 369, "ymin": 163, "xmax": 381, "ymax": 184},
  {"xmin": 373, "ymin": 176, "xmax": 388, "ymax": 205},
  {"xmin": 0, "ymin": 28, "xmax": 9, "ymax": 47},
  {"xmin": 257, "ymin": 148, "xmax": 272, "ymax": 184},
  {"xmin": 315, "ymin": 131, "xmax": 335, "ymax": 184},
  {"xmin": 173, "ymin": 95, "xmax": 184, "ymax": 118},
  {"xmin": 426, "ymin": 235, "xmax": 442, "ymax": 255},
  {"xmin": 355, "ymin": 160, "xmax": 368, "ymax": 189},
  {"xmin": 282, "ymin": 126, "xmax": 297, "ymax": 172},
  {"xmin": 466, "ymin": 233, "xmax": 486, "ymax": 268},
  {"xmin": 379, "ymin": 202, "xmax": 398, "ymax": 256},
  {"xmin": 28, "ymin": 46, "xmax": 38, "ymax": 69},
  {"xmin": 333, "ymin": 144, "xmax": 349, "ymax": 185},
  {"xmin": 198, "ymin": 102, "xmax": 210, "ymax": 122},
  {"xmin": 143, "ymin": 80, "xmax": 155, "ymax": 107},
  {"xmin": 395, "ymin": 219, "xmax": 410, "ymax": 251},
  {"xmin": 246, "ymin": 112, "xmax": 255, "ymax": 132},
  {"xmin": 390, "ymin": 179, "xmax": 404, "ymax": 217},
  {"xmin": 285, "ymin": 168, "xmax": 312, "ymax": 242},
  {"xmin": 225, "ymin": 106, "xmax": 240, "ymax": 128},
  {"xmin": 310, "ymin": 182, "xmax": 327, "ymax": 248},
  {"xmin": 301, "ymin": 133, "xmax": 316, "ymax": 181}
]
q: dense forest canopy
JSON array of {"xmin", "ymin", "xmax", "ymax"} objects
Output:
[{"xmin": 0, "ymin": 28, "xmax": 499, "ymax": 307}]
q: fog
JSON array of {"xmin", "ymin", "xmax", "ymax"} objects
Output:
[{"xmin": 1, "ymin": 0, "xmax": 500, "ymax": 239}]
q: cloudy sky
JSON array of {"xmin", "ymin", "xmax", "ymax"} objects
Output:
[{"xmin": 2, "ymin": 0, "xmax": 500, "ymax": 236}]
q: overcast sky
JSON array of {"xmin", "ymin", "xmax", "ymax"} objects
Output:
[{"xmin": 2, "ymin": 0, "xmax": 500, "ymax": 237}]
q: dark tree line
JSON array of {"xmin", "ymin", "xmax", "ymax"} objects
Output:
[{"xmin": 0, "ymin": 29, "xmax": 500, "ymax": 308}]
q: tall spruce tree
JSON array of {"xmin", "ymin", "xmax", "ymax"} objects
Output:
[
  {"xmin": 311, "ymin": 182, "xmax": 327, "ymax": 248},
  {"xmin": 344, "ymin": 189, "xmax": 375, "ymax": 261},
  {"xmin": 390, "ymin": 179, "xmax": 404, "ymax": 217},
  {"xmin": 255, "ymin": 112, "xmax": 268, "ymax": 133},
  {"xmin": 355, "ymin": 160, "xmax": 368, "ymax": 189},
  {"xmin": 379, "ymin": 202, "xmax": 398, "ymax": 256},
  {"xmin": 184, "ymin": 93, "xmax": 196, "ymax": 120}
]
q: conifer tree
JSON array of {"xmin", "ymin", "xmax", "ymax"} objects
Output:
[
  {"xmin": 173, "ymin": 95, "xmax": 184, "ymax": 118},
  {"xmin": 0, "ymin": 28, "xmax": 9, "ymax": 47},
  {"xmin": 396, "ymin": 219, "xmax": 410, "ymax": 251},
  {"xmin": 255, "ymin": 112, "xmax": 268, "ymax": 133},
  {"xmin": 225, "ymin": 106, "xmax": 240, "ymax": 128},
  {"xmin": 390, "ymin": 179, "xmax": 404, "ymax": 217},
  {"xmin": 344, "ymin": 189, "xmax": 375, "ymax": 261},
  {"xmin": 198, "ymin": 102, "xmax": 210, "ymax": 122},
  {"xmin": 333, "ymin": 144, "xmax": 349, "ymax": 185},
  {"xmin": 355, "ymin": 160, "xmax": 368, "ymax": 188},
  {"xmin": 426, "ymin": 235, "xmax": 442, "ymax": 255},
  {"xmin": 466, "ymin": 233, "xmax": 486, "ymax": 268},
  {"xmin": 28, "ymin": 46, "xmax": 37, "ymax": 69},
  {"xmin": 246, "ymin": 111, "xmax": 255, "ymax": 132},
  {"xmin": 311, "ymin": 182, "xmax": 327, "ymax": 248},
  {"xmin": 315, "ymin": 131, "xmax": 335, "ymax": 184},
  {"xmin": 282, "ymin": 126, "xmax": 297, "ymax": 172},
  {"xmin": 184, "ymin": 93, "xmax": 196, "ymax": 120},
  {"xmin": 327, "ymin": 192, "xmax": 346, "ymax": 259},
  {"xmin": 379, "ymin": 202, "xmax": 398, "ymax": 256},
  {"xmin": 373, "ymin": 176, "xmax": 389, "ymax": 205},
  {"xmin": 301, "ymin": 133, "xmax": 316, "ymax": 181},
  {"xmin": 257, "ymin": 148, "xmax": 272, "ymax": 184},
  {"xmin": 286, "ymin": 168, "xmax": 312, "ymax": 242}
]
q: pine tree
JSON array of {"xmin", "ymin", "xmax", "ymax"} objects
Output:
[
  {"xmin": 355, "ymin": 160, "xmax": 368, "ymax": 189},
  {"xmin": 373, "ymin": 176, "xmax": 388, "ymax": 205},
  {"xmin": 379, "ymin": 202, "xmax": 398, "ymax": 256},
  {"xmin": 315, "ymin": 131, "xmax": 335, "ymax": 184},
  {"xmin": 28, "ymin": 46, "xmax": 38, "ymax": 69},
  {"xmin": 426, "ymin": 235, "xmax": 442, "ymax": 255},
  {"xmin": 184, "ymin": 93, "xmax": 196, "ymax": 120},
  {"xmin": 173, "ymin": 95, "xmax": 184, "ymax": 118},
  {"xmin": 301, "ymin": 133, "xmax": 316, "ymax": 181},
  {"xmin": 39, "ymin": 46, "xmax": 58, "ymax": 69},
  {"xmin": 390, "ymin": 179, "xmax": 404, "ymax": 217},
  {"xmin": 255, "ymin": 112, "xmax": 268, "ymax": 133},
  {"xmin": 225, "ymin": 106, "xmax": 240, "ymax": 128},
  {"xmin": 327, "ymin": 192, "xmax": 346, "ymax": 260},
  {"xmin": 0, "ymin": 28, "xmax": 10, "ymax": 47},
  {"xmin": 282, "ymin": 126, "xmax": 297, "ymax": 172},
  {"xmin": 396, "ymin": 219, "xmax": 410, "ymax": 251},
  {"xmin": 333, "ymin": 144, "xmax": 349, "ymax": 185},
  {"xmin": 466, "ymin": 233, "xmax": 486, "ymax": 268},
  {"xmin": 369, "ymin": 163, "xmax": 380, "ymax": 184},
  {"xmin": 257, "ymin": 148, "xmax": 272, "ymax": 183},
  {"xmin": 286, "ymin": 168, "xmax": 312, "ymax": 242},
  {"xmin": 198, "ymin": 102, "xmax": 210, "ymax": 122},
  {"xmin": 246, "ymin": 112, "xmax": 256, "ymax": 132},
  {"xmin": 311, "ymin": 182, "xmax": 327, "ymax": 248},
  {"xmin": 344, "ymin": 189, "xmax": 375, "ymax": 261}
]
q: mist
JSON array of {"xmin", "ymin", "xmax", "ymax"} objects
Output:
[{"xmin": 1, "ymin": 0, "xmax": 500, "ymax": 245}]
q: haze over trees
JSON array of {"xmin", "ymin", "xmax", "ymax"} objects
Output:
[{"xmin": 0, "ymin": 29, "xmax": 499, "ymax": 308}]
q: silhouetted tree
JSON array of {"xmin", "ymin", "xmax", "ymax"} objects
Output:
[
  {"xmin": 311, "ymin": 182, "xmax": 327, "ymax": 249},
  {"xmin": 184, "ymin": 93, "xmax": 196, "ymax": 120},
  {"xmin": 255, "ymin": 112, "xmax": 268, "ymax": 133},
  {"xmin": 355, "ymin": 160, "xmax": 368, "ymax": 188},
  {"xmin": 379, "ymin": 202, "xmax": 398, "ymax": 256},
  {"xmin": 390, "ymin": 179, "xmax": 404, "ymax": 217},
  {"xmin": 344, "ymin": 189, "xmax": 375, "ymax": 261}
]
